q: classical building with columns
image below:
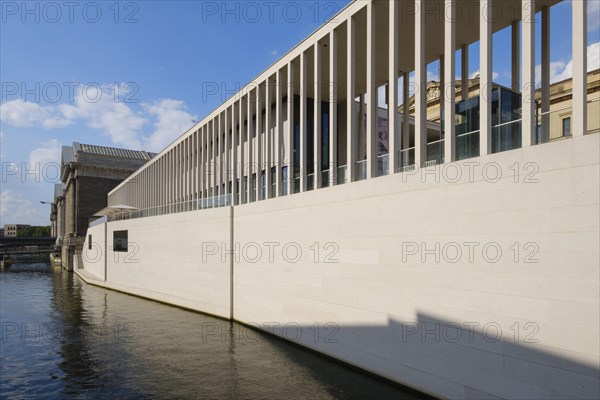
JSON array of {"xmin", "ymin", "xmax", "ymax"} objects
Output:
[
  {"xmin": 82, "ymin": 1, "xmax": 599, "ymax": 399},
  {"xmin": 60, "ymin": 142, "xmax": 156, "ymax": 269}
]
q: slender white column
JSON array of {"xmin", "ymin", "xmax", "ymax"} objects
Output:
[
  {"xmin": 347, "ymin": 15, "xmax": 357, "ymax": 182},
  {"xmin": 186, "ymin": 137, "xmax": 189, "ymax": 201},
  {"xmin": 512, "ymin": 21, "xmax": 520, "ymax": 91},
  {"xmin": 176, "ymin": 144, "xmax": 179, "ymax": 203},
  {"xmin": 172, "ymin": 148, "xmax": 175, "ymax": 204},
  {"xmin": 444, "ymin": 0, "xmax": 456, "ymax": 163},
  {"xmin": 522, "ymin": 0, "xmax": 536, "ymax": 147},
  {"xmin": 402, "ymin": 72, "xmax": 410, "ymax": 156},
  {"xmin": 247, "ymin": 90, "xmax": 254, "ymax": 202},
  {"xmin": 265, "ymin": 78, "xmax": 272, "ymax": 198},
  {"xmin": 299, "ymin": 51, "xmax": 307, "ymax": 192},
  {"xmin": 359, "ymin": 94, "xmax": 364, "ymax": 157},
  {"xmin": 572, "ymin": 0, "xmax": 587, "ymax": 136},
  {"xmin": 199, "ymin": 127, "xmax": 204, "ymax": 200},
  {"xmin": 480, "ymin": 0, "xmax": 492, "ymax": 156},
  {"xmin": 439, "ymin": 55, "xmax": 445, "ymax": 138},
  {"xmin": 180, "ymin": 142, "xmax": 184, "ymax": 202},
  {"xmin": 186, "ymin": 137, "xmax": 190, "ymax": 201},
  {"xmin": 388, "ymin": 0, "xmax": 398, "ymax": 175},
  {"xmin": 213, "ymin": 119, "xmax": 217, "ymax": 197},
  {"xmin": 231, "ymin": 103, "xmax": 238, "ymax": 204},
  {"xmin": 224, "ymin": 107, "xmax": 230, "ymax": 197},
  {"xmin": 314, "ymin": 41, "xmax": 322, "ymax": 189},
  {"xmin": 366, "ymin": 1, "xmax": 377, "ymax": 178},
  {"xmin": 287, "ymin": 62, "xmax": 295, "ymax": 195},
  {"xmin": 256, "ymin": 85, "xmax": 263, "ymax": 201},
  {"xmin": 219, "ymin": 113, "xmax": 224, "ymax": 197},
  {"xmin": 415, "ymin": 0, "xmax": 426, "ymax": 167},
  {"xmin": 192, "ymin": 133, "xmax": 196, "ymax": 202},
  {"xmin": 276, "ymin": 69, "xmax": 283, "ymax": 196},
  {"xmin": 541, "ymin": 6, "xmax": 550, "ymax": 143},
  {"xmin": 238, "ymin": 96, "xmax": 245, "ymax": 204},
  {"xmin": 202, "ymin": 128, "xmax": 206, "ymax": 200},
  {"xmin": 329, "ymin": 29, "xmax": 338, "ymax": 186},
  {"xmin": 461, "ymin": 45, "xmax": 469, "ymax": 100}
]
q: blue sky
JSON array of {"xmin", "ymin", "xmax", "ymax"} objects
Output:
[{"xmin": 1, "ymin": 0, "xmax": 599, "ymax": 226}]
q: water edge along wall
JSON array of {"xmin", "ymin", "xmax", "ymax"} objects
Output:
[{"xmin": 79, "ymin": 133, "xmax": 600, "ymax": 400}]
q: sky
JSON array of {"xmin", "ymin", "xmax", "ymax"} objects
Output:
[{"xmin": 0, "ymin": 0, "xmax": 599, "ymax": 226}]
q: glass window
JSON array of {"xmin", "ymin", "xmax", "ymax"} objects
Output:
[{"xmin": 562, "ymin": 117, "xmax": 571, "ymax": 136}]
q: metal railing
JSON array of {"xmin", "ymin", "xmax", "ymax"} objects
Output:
[
  {"xmin": 91, "ymin": 194, "xmax": 233, "ymax": 226},
  {"xmin": 89, "ymin": 216, "xmax": 107, "ymax": 228}
]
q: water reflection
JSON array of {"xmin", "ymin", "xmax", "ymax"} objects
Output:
[{"xmin": 1, "ymin": 264, "xmax": 427, "ymax": 399}]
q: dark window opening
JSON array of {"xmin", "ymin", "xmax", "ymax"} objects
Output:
[{"xmin": 113, "ymin": 230, "xmax": 128, "ymax": 252}]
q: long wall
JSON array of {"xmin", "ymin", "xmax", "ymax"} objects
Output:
[
  {"xmin": 80, "ymin": 134, "xmax": 599, "ymax": 400},
  {"xmin": 83, "ymin": 207, "xmax": 232, "ymax": 319}
]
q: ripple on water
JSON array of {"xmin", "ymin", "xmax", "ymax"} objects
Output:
[{"xmin": 1, "ymin": 264, "xmax": 426, "ymax": 400}]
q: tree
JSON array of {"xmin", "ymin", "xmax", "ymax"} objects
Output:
[{"xmin": 17, "ymin": 226, "xmax": 51, "ymax": 237}]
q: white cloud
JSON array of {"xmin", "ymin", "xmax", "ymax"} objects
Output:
[
  {"xmin": 270, "ymin": 50, "xmax": 279, "ymax": 57},
  {"xmin": 0, "ymin": 190, "xmax": 38, "ymax": 222},
  {"xmin": 58, "ymin": 85, "xmax": 146, "ymax": 149},
  {"xmin": 535, "ymin": 41, "xmax": 600, "ymax": 87},
  {"xmin": 468, "ymin": 70, "xmax": 499, "ymax": 80},
  {"xmin": 29, "ymin": 139, "xmax": 61, "ymax": 167},
  {"xmin": 142, "ymin": 99, "xmax": 197, "ymax": 152},
  {"xmin": 0, "ymin": 84, "xmax": 200, "ymax": 152},
  {"xmin": 0, "ymin": 101, "xmax": 71, "ymax": 129},
  {"xmin": 590, "ymin": 0, "xmax": 600, "ymax": 33}
]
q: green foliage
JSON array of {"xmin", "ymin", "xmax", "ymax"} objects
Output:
[{"xmin": 16, "ymin": 226, "xmax": 51, "ymax": 237}]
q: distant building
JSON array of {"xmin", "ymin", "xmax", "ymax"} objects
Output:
[
  {"xmin": 3, "ymin": 224, "xmax": 31, "ymax": 238},
  {"xmin": 401, "ymin": 68, "xmax": 600, "ymax": 149},
  {"xmin": 50, "ymin": 183, "xmax": 65, "ymax": 241},
  {"xmin": 59, "ymin": 142, "xmax": 157, "ymax": 269}
]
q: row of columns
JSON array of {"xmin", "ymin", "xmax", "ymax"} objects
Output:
[{"xmin": 110, "ymin": 0, "xmax": 589, "ymax": 210}]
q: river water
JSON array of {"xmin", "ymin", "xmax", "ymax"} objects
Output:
[{"xmin": 1, "ymin": 263, "xmax": 425, "ymax": 399}]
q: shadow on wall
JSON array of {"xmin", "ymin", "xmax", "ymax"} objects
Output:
[{"xmin": 260, "ymin": 312, "xmax": 600, "ymax": 400}]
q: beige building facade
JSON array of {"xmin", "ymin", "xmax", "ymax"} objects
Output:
[{"xmin": 80, "ymin": 1, "xmax": 598, "ymax": 399}]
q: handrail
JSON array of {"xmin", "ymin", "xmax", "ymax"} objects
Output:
[
  {"xmin": 493, "ymin": 118, "xmax": 522, "ymax": 129},
  {"xmin": 91, "ymin": 194, "xmax": 233, "ymax": 226},
  {"xmin": 456, "ymin": 129, "xmax": 480, "ymax": 138}
]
